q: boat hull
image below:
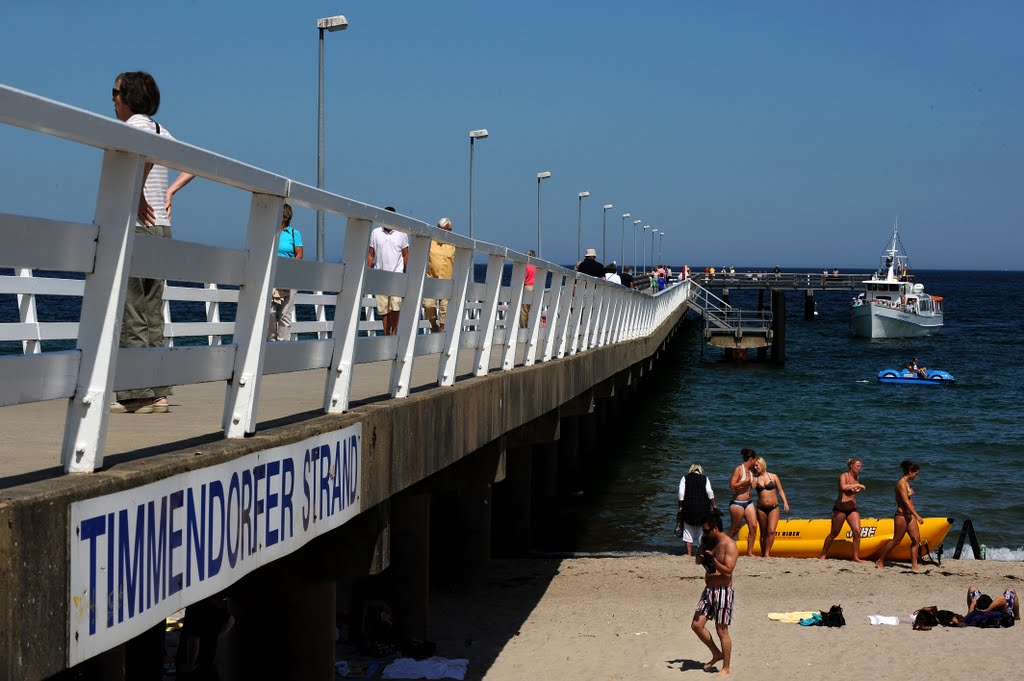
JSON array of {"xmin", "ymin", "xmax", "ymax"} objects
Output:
[
  {"xmin": 734, "ymin": 516, "xmax": 953, "ymax": 560},
  {"xmin": 850, "ymin": 304, "xmax": 943, "ymax": 339},
  {"xmin": 877, "ymin": 369, "xmax": 955, "ymax": 385}
]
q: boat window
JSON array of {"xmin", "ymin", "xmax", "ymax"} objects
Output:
[{"xmin": 868, "ymin": 283, "xmax": 877, "ymax": 291}]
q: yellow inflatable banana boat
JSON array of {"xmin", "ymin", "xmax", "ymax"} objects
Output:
[{"xmin": 734, "ymin": 517, "xmax": 954, "ymax": 560}]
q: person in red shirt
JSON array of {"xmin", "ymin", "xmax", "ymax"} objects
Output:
[{"xmin": 520, "ymin": 250, "xmax": 537, "ymax": 328}]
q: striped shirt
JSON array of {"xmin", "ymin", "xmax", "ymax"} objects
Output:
[{"xmin": 125, "ymin": 114, "xmax": 175, "ymax": 226}]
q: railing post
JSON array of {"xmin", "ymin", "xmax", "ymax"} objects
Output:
[
  {"xmin": 501, "ymin": 260, "xmax": 528, "ymax": 370},
  {"xmin": 542, "ymin": 274, "xmax": 566, "ymax": 362},
  {"xmin": 16, "ymin": 268, "xmax": 40, "ymax": 354},
  {"xmin": 437, "ymin": 246, "xmax": 473, "ymax": 386},
  {"xmin": 221, "ymin": 193, "xmax": 282, "ymax": 437},
  {"xmin": 324, "ymin": 217, "xmax": 372, "ymax": 413},
  {"xmin": 570, "ymin": 279, "xmax": 593, "ymax": 355},
  {"xmin": 390, "ymin": 234, "xmax": 431, "ymax": 397},
  {"xmin": 314, "ymin": 290, "xmax": 328, "ymax": 340},
  {"xmin": 523, "ymin": 268, "xmax": 548, "ymax": 366},
  {"xmin": 206, "ymin": 283, "xmax": 222, "ymax": 346},
  {"xmin": 61, "ymin": 150, "xmax": 145, "ymax": 473},
  {"xmin": 474, "ymin": 253, "xmax": 505, "ymax": 377},
  {"xmin": 555, "ymin": 274, "xmax": 577, "ymax": 358}
]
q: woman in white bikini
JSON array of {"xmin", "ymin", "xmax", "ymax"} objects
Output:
[{"xmin": 727, "ymin": 448, "xmax": 758, "ymax": 557}]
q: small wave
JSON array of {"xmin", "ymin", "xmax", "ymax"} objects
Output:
[{"xmin": 955, "ymin": 546, "xmax": 1024, "ymax": 562}]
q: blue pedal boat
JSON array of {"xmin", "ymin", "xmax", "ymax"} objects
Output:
[{"xmin": 877, "ymin": 368, "xmax": 955, "ymax": 385}]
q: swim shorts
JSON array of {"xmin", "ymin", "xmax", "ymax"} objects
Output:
[{"xmin": 696, "ymin": 585, "xmax": 735, "ymax": 625}]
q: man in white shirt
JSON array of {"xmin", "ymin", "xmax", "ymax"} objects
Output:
[{"xmin": 367, "ymin": 207, "xmax": 409, "ymax": 335}]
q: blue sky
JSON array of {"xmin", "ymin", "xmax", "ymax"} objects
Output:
[{"xmin": 2, "ymin": 1, "xmax": 1022, "ymax": 269}]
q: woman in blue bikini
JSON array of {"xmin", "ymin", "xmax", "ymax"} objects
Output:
[{"xmin": 727, "ymin": 448, "xmax": 758, "ymax": 556}]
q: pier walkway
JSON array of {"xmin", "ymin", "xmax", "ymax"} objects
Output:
[{"xmin": 0, "ymin": 84, "xmax": 691, "ymax": 680}]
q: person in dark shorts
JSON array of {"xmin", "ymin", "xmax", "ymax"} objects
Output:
[{"xmin": 691, "ymin": 512, "xmax": 738, "ymax": 675}]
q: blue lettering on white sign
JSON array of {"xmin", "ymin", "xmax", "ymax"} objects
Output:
[{"xmin": 69, "ymin": 425, "xmax": 360, "ymax": 666}]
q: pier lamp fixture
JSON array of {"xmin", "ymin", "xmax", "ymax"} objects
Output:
[
  {"xmin": 651, "ymin": 229, "xmax": 659, "ymax": 272},
  {"xmin": 315, "ymin": 13, "xmax": 349, "ymax": 262},
  {"xmin": 577, "ymin": 191, "xmax": 590, "ymax": 263},
  {"xmin": 602, "ymin": 204, "xmax": 614, "ymax": 264},
  {"xmin": 620, "ymin": 213, "xmax": 630, "ymax": 269},
  {"xmin": 536, "ymin": 171, "xmax": 551, "ymax": 257},
  {"xmin": 633, "ymin": 219, "xmax": 641, "ymax": 272},
  {"xmin": 658, "ymin": 231, "xmax": 665, "ymax": 268},
  {"xmin": 642, "ymin": 225, "xmax": 650, "ymax": 274},
  {"xmin": 468, "ymin": 129, "xmax": 489, "ymax": 239}
]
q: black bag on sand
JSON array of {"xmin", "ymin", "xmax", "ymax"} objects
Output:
[
  {"xmin": 913, "ymin": 607, "xmax": 940, "ymax": 631},
  {"xmin": 821, "ymin": 605, "xmax": 846, "ymax": 627}
]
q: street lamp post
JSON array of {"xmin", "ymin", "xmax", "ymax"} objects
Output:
[
  {"xmin": 620, "ymin": 213, "xmax": 630, "ymax": 269},
  {"xmin": 651, "ymin": 229, "xmax": 659, "ymax": 272},
  {"xmin": 633, "ymin": 219, "xmax": 641, "ymax": 273},
  {"xmin": 658, "ymin": 231, "xmax": 665, "ymax": 267},
  {"xmin": 316, "ymin": 14, "xmax": 349, "ymax": 262},
  {"xmin": 468, "ymin": 129, "xmax": 489, "ymax": 239},
  {"xmin": 602, "ymin": 204, "xmax": 613, "ymax": 263},
  {"xmin": 536, "ymin": 171, "xmax": 551, "ymax": 257},
  {"xmin": 642, "ymin": 225, "xmax": 650, "ymax": 274},
  {"xmin": 577, "ymin": 191, "xmax": 590, "ymax": 263}
]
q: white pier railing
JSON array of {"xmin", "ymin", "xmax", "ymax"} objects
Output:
[{"xmin": 0, "ymin": 84, "xmax": 690, "ymax": 473}]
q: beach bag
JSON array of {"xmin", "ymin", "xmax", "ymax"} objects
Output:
[
  {"xmin": 821, "ymin": 605, "xmax": 845, "ymax": 627},
  {"xmin": 965, "ymin": 609, "xmax": 1015, "ymax": 628},
  {"xmin": 936, "ymin": 609, "xmax": 965, "ymax": 627}
]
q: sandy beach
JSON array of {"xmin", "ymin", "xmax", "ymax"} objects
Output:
[{"xmin": 427, "ymin": 555, "xmax": 1023, "ymax": 680}]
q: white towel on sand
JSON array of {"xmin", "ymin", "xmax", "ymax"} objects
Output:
[{"xmin": 868, "ymin": 615, "xmax": 901, "ymax": 625}]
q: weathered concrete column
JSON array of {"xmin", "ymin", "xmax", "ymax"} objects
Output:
[
  {"xmin": 533, "ymin": 442, "xmax": 559, "ymax": 502},
  {"xmin": 224, "ymin": 545, "xmax": 336, "ymax": 680},
  {"xmin": 771, "ymin": 290, "xmax": 786, "ymax": 365},
  {"xmin": 558, "ymin": 415, "xmax": 581, "ymax": 496},
  {"xmin": 804, "ymin": 289, "xmax": 815, "ymax": 321},
  {"xmin": 390, "ymin": 493, "xmax": 431, "ymax": 641},
  {"xmin": 492, "ymin": 445, "xmax": 533, "ymax": 556},
  {"xmin": 454, "ymin": 483, "xmax": 492, "ymax": 583}
]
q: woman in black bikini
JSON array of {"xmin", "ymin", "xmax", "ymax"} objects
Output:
[
  {"xmin": 727, "ymin": 448, "xmax": 758, "ymax": 556},
  {"xmin": 752, "ymin": 457, "xmax": 789, "ymax": 557},
  {"xmin": 875, "ymin": 460, "xmax": 923, "ymax": 570},
  {"xmin": 819, "ymin": 457, "xmax": 868, "ymax": 562}
]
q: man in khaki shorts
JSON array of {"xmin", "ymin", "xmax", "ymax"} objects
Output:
[
  {"xmin": 367, "ymin": 207, "xmax": 409, "ymax": 335},
  {"xmin": 423, "ymin": 217, "xmax": 455, "ymax": 332}
]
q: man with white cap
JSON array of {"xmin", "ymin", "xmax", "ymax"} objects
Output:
[
  {"xmin": 423, "ymin": 217, "xmax": 455, "ymax": 332},
  {"xmin": 576, "ymin": 247, "xmax": 605, "ymax": 278}
]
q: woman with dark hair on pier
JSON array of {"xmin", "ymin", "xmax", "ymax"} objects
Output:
[
  {"xmin": 727, "ymin": 448, "xmax": 758, "ymax": 556},
  {"xmin": 875, "ymin": 460, "xmax": 924, "ymax": 570},
  {"xmin": 819, "ymin": 457, "xmax": 868, "ymax": 562}
]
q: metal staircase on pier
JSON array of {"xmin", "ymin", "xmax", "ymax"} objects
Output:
[{"xmin": 685, "ymin": 281, "xmax": 773, "ymax": 348}]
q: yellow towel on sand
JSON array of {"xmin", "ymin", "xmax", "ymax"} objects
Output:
[{"xmin": 767, "ymin": 611, "xmax": 817, "ymax": 623}]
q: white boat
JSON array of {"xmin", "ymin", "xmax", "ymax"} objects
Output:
[{"xmin": 849, "ymin": 223, "xmax": 943, "ymax": 338}]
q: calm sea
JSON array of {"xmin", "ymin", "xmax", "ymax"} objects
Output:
[
  {"xmin": 4, "ymin": 268, "xmax": 1022, "ymax": 560},
  {"xmin": 545, "ymin": 269, "xmax": 1024, "ymax": 561}
]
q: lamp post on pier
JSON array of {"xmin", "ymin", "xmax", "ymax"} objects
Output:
[
  {"xmin": 658, "ymin": 231, "xmax": 665, "ymax": 268},
  {"xmin": 577, "ymin": 191, "xmax": 590, "ymax": 263},
  {"xmin": 602, "ymin": 203, "xmax": 613, "ymax": 263},
  {"xmin": 642, "ymin": 225, "xmax": 650, "ymax": 274},
  {"xmin": 620, "ymin": 213, "xmax": 630, "ymax": 269},
  {"xmin": 633, "ymin": 219, "xmax": 641, "ymax": 273},
  {"xmin": 536, "ymin": 171, "xmax": 551, "ymax": 257},
  {"xmin": 315, "ymin": 13, "xmax": 349, "ymax": 262},
  {"xmin": 468, "ymin": 129, "xmax": 489, "ymax": 239},
  {"xmin": 651, "ymin": 229, "xmax": 659, "ymax": 272}
]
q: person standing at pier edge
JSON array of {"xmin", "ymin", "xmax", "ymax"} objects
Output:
[
  {"xmin": 875, "ymin": 460, "xmax": 924, "ymax": 570},
  {"xmin": 727, "ymin": 448, "xmax": 758, "ymax": 557},
  {"xmin": 576, "ymin": 248, "xmax": 605, "ymax": 278},
  {"xmin": 603, "ymin": 262, "xmax": 621, "ymax": 285},
  {"xmin": 677, "ymin": 463, "xmax": 718, "ymax": 556},
  {"xmin": 110, "ymin": 71, "xmax": 194, "ymax": 414},
  {"xmin": 691, "ymin": 512, "xmax": 738, "ymax": 675},
  {"xmin": 819, "ymin": 457, "xmax": 869, "ymax": 562},
  {"xmin": 267, "ymin": 203, "xmax": 303, "ymax": 341},
  {"xmin": 423, "ymin": 217, "xmax": 455, "ymax": 332},
  {"xmin": 367, "ymin": 207, "xmax": 409, "ymax": 336},
  {"xmin": 620, "ymin": 266, "xmax": 634, "ymax": 289},
  {"xmin": 519, "ymin": 250, "xmax": 537, "ymax": 328},
  {"xmin": 752, "ymin": 457, "xmax": 789, "ymax": 558}
]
